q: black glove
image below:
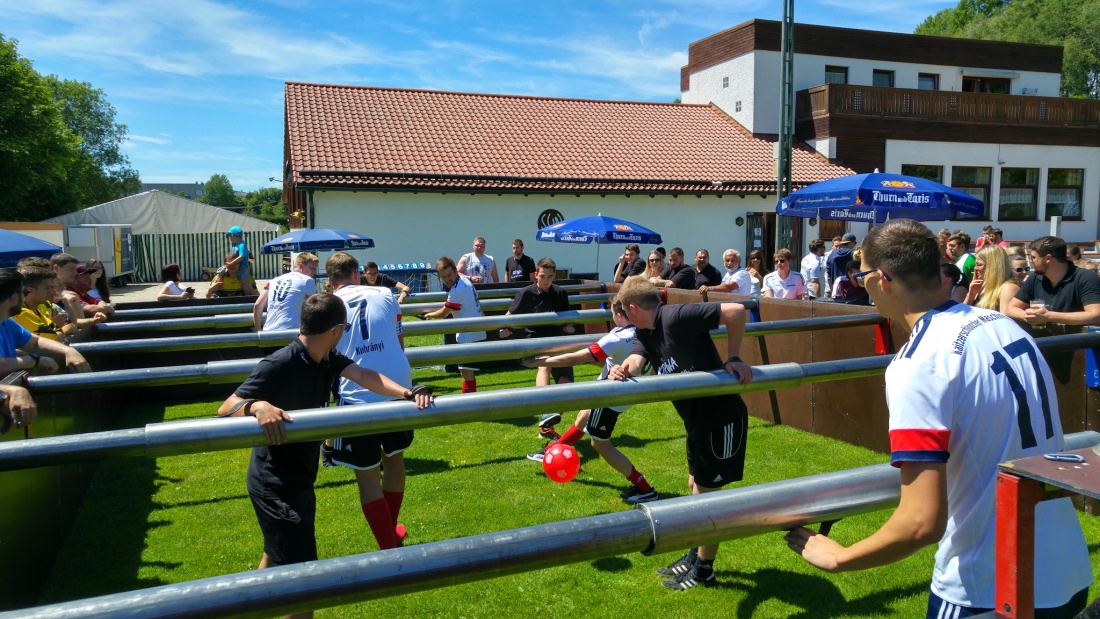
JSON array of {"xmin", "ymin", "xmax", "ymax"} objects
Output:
[{"xmin": 404, "ymin": 384, "xmax": 433, "ymax": 400}]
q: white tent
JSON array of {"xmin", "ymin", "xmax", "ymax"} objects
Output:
[
  {"xmin": 43, "ymin": 191, "xmax": 280, "ymax": 235},
  {"xmin": 44, "ymin": 191, "xmax": 282, "ymax": 282}
]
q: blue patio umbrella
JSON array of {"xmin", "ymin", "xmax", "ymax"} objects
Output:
[
  {"xmin": 261, "ymin": 229, "xmax": 375, "ymax": 254},
  {"xmin": 535, "ymin": 214, "xmax": 663, "ymax": 275},
  {"xmin": 0, "ymin": 229, "xmax": 62, "ymax": 268},
  {"xmin": 777, "ymin": 172, "xmax": 985, "ymax": 224}
]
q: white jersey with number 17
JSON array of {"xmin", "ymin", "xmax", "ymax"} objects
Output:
[
  {"xmin": 886, "ymin": 301, "xmax": 1090, "ymax": 609},
  {"xmin": 334, "ymin": 285, "xmax": 411, "ymax": 405}
]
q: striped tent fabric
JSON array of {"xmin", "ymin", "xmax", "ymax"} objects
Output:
[{"xmin": 133, "ymin": 231, "xmax": 280, "ymax": 283}]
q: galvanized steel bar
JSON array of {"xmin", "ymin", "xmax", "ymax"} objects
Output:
[
  {"xmin": 400, "ymin": 292, "xmax": 615, "ymax": 315},
  {"xmin": 111, "ymin": 303, "xmax": 255, "ymax": 319},
  {"xmin": 6, "ymin": 430, "xmax": 1097, "ymax": 619},
  {"xmin": 407, "ymin": 283, "xmax": 604, "ymax": 303},
  {"xmin": 73, "ymin": 311, "xmax": 880, "ymax": 356}
]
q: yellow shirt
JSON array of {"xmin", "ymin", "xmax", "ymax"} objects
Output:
[{"xmin": 13, "ymin": 304, "xmax": 61, "ymax": 340}]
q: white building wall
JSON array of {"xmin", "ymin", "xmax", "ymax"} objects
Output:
[
  {"xmin": 883, "ymin": 140, "xmax": 1100, "ymax": 242},
  {"xmin": 312, "ymin": 191, "xmax": 776, "ymax": 282},
  {"xmin": 686, "ymin": 48, "xmax": 1062, "ymax": 134},
  {"xmin": 684, "ymin": 53, "xmax": 757, "ymax": 130}
]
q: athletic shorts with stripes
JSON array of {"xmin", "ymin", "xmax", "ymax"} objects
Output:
[
  {"xmin": 926, "ymin": 588, "xmax": 1087, "ymax": 619},
  {"xmin": 584, "ymin": 407, "xmax": 626, "ymax": 441},
  {"xmin": 331, "ymin": 431, "xmax": 414, "ymax": 470},
  {"xmin": 678, "ymin": 395, "xmax": 748, "ymax": 489}
]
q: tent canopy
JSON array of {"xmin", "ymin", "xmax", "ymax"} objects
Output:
[{"xmin": 42, "ymin": 191, "xmax": 280, "ymax": 235}]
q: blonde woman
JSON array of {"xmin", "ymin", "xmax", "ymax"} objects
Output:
[
  {"xmin": 746, "ymin": 250, "xmax": 767, "ymax": 297},
  {"xmin": 964, "ymin": 245, "xmax": 1019, "ymax": 315},
  {"xmin": 643, "ymin": 250, "xmax": 665, "ymax": 281}
]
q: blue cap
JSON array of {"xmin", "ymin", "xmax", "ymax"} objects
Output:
[
  {"xmin": 358, "ymin": 265, "xmax": 365, "ymax": 272},
  {"xmin": 226, "ymin": 225, "xmax": 244, "ymax": 236}
]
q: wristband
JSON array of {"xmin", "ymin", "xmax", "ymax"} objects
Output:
[
  {"xmin": 219, "ymin": 398, "xmax": 257, "ymax": 418},
  {"xmin": 404, "ymin": 385, "xmax": 433, "ymax": 400},
  {"xmin": 30, "ymin": 353, "xmax": 40, "ymax": 368},
  {"xmin": 725, "ymin": 356, "xmax": 742, "ymax": 365}
]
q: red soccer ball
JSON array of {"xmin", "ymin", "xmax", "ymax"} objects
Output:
[{"xmin": 542, "ymin": 443, "xmax": 580, "ymax": 483}]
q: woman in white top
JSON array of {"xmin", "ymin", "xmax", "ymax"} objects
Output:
[
  {"xmin": 157, "ymin": 263, "xmax": 195, "ymax": 301},
  {"xmin": 746, "ymin": 250, "xmax": 767, "ymax": 297}
]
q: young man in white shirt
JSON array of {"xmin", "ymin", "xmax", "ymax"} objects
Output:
[
  {"xmin": 763, "ymin": 248, "xmax": 806, "ymax": 300},
  {"xmin": 800, "ymin": 239, "xmax": 826, "ymax": 298}
]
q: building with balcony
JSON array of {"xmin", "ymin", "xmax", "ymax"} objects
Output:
[{"xmin": 682, "ymin": 19, "xmax": 1100, "ymax": 242}]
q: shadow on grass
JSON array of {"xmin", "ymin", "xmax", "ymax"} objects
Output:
[
  {"xmin": 591, "ymin": 556, "xmax": 633, "ymax": 572},
  {"xmin": 721, "ymin": 568, "xmax": 928, "ymax": 618},
  {"xmin": 404, "ymin": 455, "xmax": 523, "ymax": 475}
]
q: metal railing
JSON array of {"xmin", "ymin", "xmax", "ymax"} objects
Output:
[
  {"xmin": 406, "ymin": 283, "xmax": 604, "ymax": 303},
  {"xmin": 6, "ymin": 430, "xmax": 1097, "ymax": 619}
]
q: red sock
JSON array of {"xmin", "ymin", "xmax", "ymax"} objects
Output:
[
  {"xmin": 461, "ymin": 379, "xmax": 476, "ymax": 393},
  {"xmin": 557, "ymin": 424, "xmax": 586, "ymax": 447},
  {"xmin": 383, "ymin": 490, "xmax": 404, "ymax": 525},
  {"xmin": 627, "ymin": 467, "xmax": 653, "ymax": 492},
  {"xmin": 361, "ymin": 499, "xmax": 397, "ymax": 550}
]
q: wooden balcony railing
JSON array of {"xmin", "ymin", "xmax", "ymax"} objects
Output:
[{"xmin": 798, "ymin": 83, "xmax": 1100, "ymax": 127}]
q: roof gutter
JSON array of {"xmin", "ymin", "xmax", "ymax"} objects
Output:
[{"xmin": 297, "ymin": 169, "xmax": 784, "ymax": 189}]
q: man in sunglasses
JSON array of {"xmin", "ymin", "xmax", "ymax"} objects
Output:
[
  {"xmin": 785, "ymin": 219, "xmax": 1089, "ymax": 618},
  {"xmin": 219, "ymin": 292, "xmax": 432, "ymax": 608}
]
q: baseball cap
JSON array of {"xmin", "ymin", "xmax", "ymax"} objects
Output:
[
  {"xmin": 75, "ymin": 264, "xmax": 99, "ymax": 276},
  {"xmin": 842, "ymin": 233, "xmax": 858, "ymax": 243},
  {"xmin": 226, "ymin": 226, "xmax": 244, "ymax": 236}
]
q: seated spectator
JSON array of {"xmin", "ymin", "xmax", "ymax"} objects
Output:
[
  {"xmin": 68, "ymin": 264, "xmax": 115, "ymax": 319},
  {"xmin": 763, "ymin": 248, "xmax": 805, "ymax": 299},
  {"xmin": 0, "ymin": 269, "xmax": 91, "ymax": 376},
  {"xmin": 825, "ymin": 233, "xmax": 857, "ymax": 285},
  {"xmin": 940, "ymin": 263, "xmax": 969, "ymax": 304},
  {"xmin": 643, "ymin": 250, "xmax": 664, "ymax": 281},
  {"xmin": 1009, "ymin": 249, "xmax": 1031, "ymax": 284},
  {"xmin": 1008, "ymin": 235, "xmax": 1100, "ymax": 333},
  {"xmin": 85, "ymin": 259, "xmax": 111, "ymax": 303},
  {"xmin": 650, "ymin": 247, "xmax": 694, "ymax": 289},
  {"xmin": 0, "ymin": 383, "xmax": 37, "ymax": 435},
  {"xmin": 831, "ymin": 261, "xmax": 870, "ymax": 305},
  {"xmin": 51, "ymin": 253, "xmax": 101, "ymax": 321},
  {"xmin": 207, "ymin": 252, "xmax": 257, "ymax": 298},
  {"xmin": 964, "ymin": 245, "xmax": 1019, "ymax": 315},
  {"xmin": 158, "ymin": 264, "xmax": 195, "ymax": 301},
  {"xmin": 947, "ymin": 232, "xmax": 975, "ymax": 279},
  {"xmin": 1067, "ymin": 244, "xmax": 1083, "ymax": 263},
  {"xmin": 691, "ymin": 249, "xmax": 722, "ymax": 290},
  {"xmin": 13, "ymin": 266, "xmax": 105, "ymax": 341},
  {"xmin": 700, "ymin": 249, "xmax": 752, "ymax": 296},
  {"xmin": 360, "ymin": 262, "xmax": 410, "ymax": 303},
  {"xmin": 614, "ymin": 244, "xmax": 646, "ymax": 284}
]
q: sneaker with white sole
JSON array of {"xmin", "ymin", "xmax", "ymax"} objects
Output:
[
  {"xmin": 538, "ymin": 413, "xmax": 562, "ymax": 428},
  {"xmin": 656, "ymin": 550, "xmax": 697, "ymax": 576},
  {"xmin": 526, "ymin": 446, "xmax": 547, "ymax": 462},
  {"xmin": 621, "ymin": 487, "xmax": 659, "ymax": 504},
  {"xmin": 538, "ymin": 427, "xmax": 561, "ymax": 442},
  {"xmin": 661, "ymin": 563, "xmax": 715, "ymax": 590}
]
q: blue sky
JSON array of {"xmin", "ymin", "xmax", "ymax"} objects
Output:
[{"xmin": 2, "ymin": 0, "xmax": 958, "ymax": 191}]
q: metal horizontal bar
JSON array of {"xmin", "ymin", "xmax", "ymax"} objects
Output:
[
  {"xmin": 407, "ymin": 283, "xmax": 603, "ymax": 303},
  {"xmin": 111, "ymin": 303, "xmax": 254, "ymax": 319},
  {"xmin": 401, "ymin": 292, "xmax": 615, "ymax": 315},
  {"xmin": 8, "ymin": 430, "xmax": 1097, "ymax": 619}
]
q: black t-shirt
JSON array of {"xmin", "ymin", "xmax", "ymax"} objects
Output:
[
  {"xmin": 237, "ymin": 339, "xmax": 354, "ymax": 494},
  {"xmin": 508, "ymin": 283, "xmax": 570, "ymax": 337},
  {"xmin": 361, "ymin": 273, "xmax": 400, "ymax": 288},
  {"xmin": 658, "ymin": 264, "xmax": 696, "ymax": 290},
  {"xmin": 505, "ymin": 254, "xmax": 537, "ymax": 282},
  {"xmin": 1015, "ymin": 262, "xmax": 1100, "ymax": 332},
  {"xmin": 630, "ymin": 303, "xmax": 738, "ymax": 431},
  {"xmin": 694, "ymin": 264, "xmax": 723, "ymax": 288},
  {"xmin": 618, "ymin": 258, "xmax": 646, "ymax": 279}
]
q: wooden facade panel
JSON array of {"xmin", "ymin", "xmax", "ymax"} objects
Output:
[
  {"xmin": 684, "ymin": 19, "xmax": 1061, "ymax": 77},
  {"xmin": 741, "ymin": 298, "xmax": 815, "ymax": 433},
  {"xmin": 834, "ymin": 137, "xmax": 886, "ymax": 174}
]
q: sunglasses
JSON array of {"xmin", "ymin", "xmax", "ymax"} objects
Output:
[
  {"xmin": 852, "ymin": 268, "xmax": 892, "ymax": 287},
  {"xmin": 1014, "ymin": 266, "xmax": 1030, "ymax": 273},
  {"xmin": 775, "ymin": 259, "xmax": 788, "ymax": 264},
  {"xmin": 648, "ymin": 258, "xmax": 661, "ymax": 263}
]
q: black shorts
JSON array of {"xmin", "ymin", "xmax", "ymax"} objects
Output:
[
  {"xmin": 249, "ymin": 486, "xmax": 317, "ymax": 566},
  {"xmin": 585, "ymin": 407, "xmax": 625, "ymax": 441},
  {"xmin": 331, "ymin": 431, "xmax": 414, "ymax": 470},
  {"xmin": 550, "ymin": 366, "xmax": 574, "ymax": 383},
  {"xmin": 680, "ymin": 396, "xmax": 748, "ymax": 488}
]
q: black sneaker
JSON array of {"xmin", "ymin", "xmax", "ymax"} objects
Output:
[
  {"xmin": 526, "ymin": 446, "xmax": 547, "ymax": 462},
  {"xmin": 320, "ymin": 443, "xmax": 335, "ymax": 468},
  {"xmin": 538, "ymin": 427, "xmax": 561, "ymax": 442},
  {"xmin": 655, "ymin": 551, "xmax": 697, "ymax": 576},
  {"xmin": 538, "ymin": 413, "xmax": 563, "ymax": 429},
  {"xmin": 661, "ymin": 563, "xmax": 715, "ymax": 590},
  {"xmin": 621, "ymin": 487, "xmax": 659, "ymax": 504}
]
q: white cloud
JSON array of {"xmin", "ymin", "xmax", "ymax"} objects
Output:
[{"xmin": 127, "ymin": 134, "xmax": 170, "ymax": 145}]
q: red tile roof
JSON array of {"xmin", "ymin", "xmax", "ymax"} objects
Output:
[{"xmin": 285, "ymin": 82, "xmax": 851, "ymax": 194}]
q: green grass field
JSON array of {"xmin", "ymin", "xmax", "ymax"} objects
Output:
[{"xmin": 37, "ymin": 356, "xmax": 1100, "ymax": 618}]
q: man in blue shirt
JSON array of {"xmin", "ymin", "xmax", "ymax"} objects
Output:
[
  {"xmin": 0, "ymin": 268, "xmax": 91, "ymax": 376},
  {"xmin": 226, "ymin": 226, "xmax": 258, "ymax": 296}
]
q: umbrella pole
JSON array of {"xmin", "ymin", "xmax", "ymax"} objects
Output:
[{"xmin": 595, "ymin": 243, "xmax": 601, "ymax": 281}]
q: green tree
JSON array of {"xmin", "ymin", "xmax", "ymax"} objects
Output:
[
  {"xmin": 0, "ymin": 35, "xmax": 81, "ymax": 220},
  {"xmin": 916, "ymin": 0, "xmax": 1100, "ymax": 98},
  {"xmin": 200, "ymin": 174, "xmax": 241, "ymax": 209},
  {"xmin": 44, "ymin": 76, "xmax": 141, "ymax": 206}
]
